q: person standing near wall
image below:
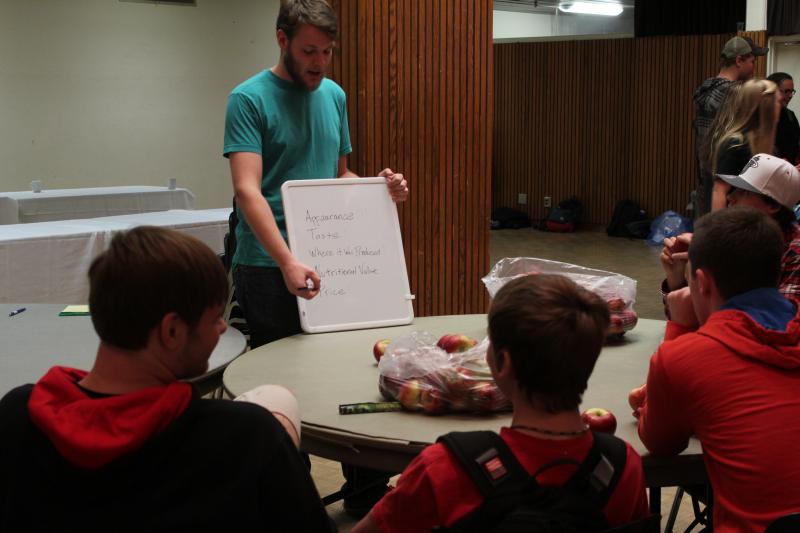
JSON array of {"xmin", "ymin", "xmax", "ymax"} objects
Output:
[
  {"xmin": 767, "ymin": 72, "xmax": 800, "ymax": 165},
  {"xmin": 223, "ymin": 0, "xmax": 408, "ymax": 519},
  {"xmin": 693, "ymin": 36, "xmax": 768, "ymax": 215}
]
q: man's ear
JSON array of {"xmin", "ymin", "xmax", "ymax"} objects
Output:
[
  {"xmin": 694, "ymin": 268, "xmax": 715, "ymax": 297},
  {"xmin": 157, "ymin": 312, "xmax": 187, "ymax": 351},
  {"xmin": 276, "ymin": 29, "xmax": 290, "ymax": 51}
]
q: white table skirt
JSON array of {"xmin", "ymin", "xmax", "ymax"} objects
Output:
[
  {"xmin": 0, "ymin": 209, "xmax": 231, "ymax": 303},
  {"xmin": 0, "ymin": 186, "xmax": 195, "ymax": 224}
]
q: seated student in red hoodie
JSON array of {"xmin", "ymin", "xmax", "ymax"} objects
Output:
[
  {"xmin": 0, "ymin": 226, "xmax": 333, "ymax": 532},
  {"xmin": 353, "ymin": 274, "xmax": 650, "ymax": 533},
  {"xmin": 634, "ymin": 207, "xmax": 800, "ymax": 532}
]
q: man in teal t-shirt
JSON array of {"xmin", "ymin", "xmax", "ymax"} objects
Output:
[
  {"xmin": 224, "ymin": 3, "xmax": 408, "ymax": 518},
  {"xmin": 223, "ymin": 0, "xmax": 407, "ymax": 349}
]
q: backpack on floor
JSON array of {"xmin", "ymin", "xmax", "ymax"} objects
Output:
[
  {"xmin": 607, "ymin": 200, "xmax": 649, "ymax": 239},
  {"xmin": 491, "ymin": 207, "xmax": 531, "ymax": 230},
  {"xmin": 433, "ymin": 430, "xmax": 659, "ymax": 533},
  {"xmin": 546, "ymin": 196, "xmax": 582, "ymax": 233}
]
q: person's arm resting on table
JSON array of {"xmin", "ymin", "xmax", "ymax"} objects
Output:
[
  {"xmin": 638, "ymin": 288, "xmax": 696, "ymax": 456},
  {"xmin": 230, "ymin": 152, "xmax": 320, "ymax": 299}
]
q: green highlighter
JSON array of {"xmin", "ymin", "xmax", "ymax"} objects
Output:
[{"xmin": 338, "ymin": 401, "xmax": 402, "ymax": 415}]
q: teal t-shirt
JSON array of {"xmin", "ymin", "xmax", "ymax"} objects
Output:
[{"xmin": 224, "ymin": 70, "xmax": 352, "ymax": 267}]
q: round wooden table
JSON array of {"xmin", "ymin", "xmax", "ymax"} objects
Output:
[{"xmin": 222, "ymin": 314, "xmax": 705, "ymax": 498}]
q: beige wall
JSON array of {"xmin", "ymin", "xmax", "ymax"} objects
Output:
[{"xmin": 0, "ymin": 0, "xmax": 280, "ymax": 208}]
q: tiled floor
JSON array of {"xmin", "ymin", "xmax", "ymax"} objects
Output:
[{"xmin": 311, "ymin": 227, "xmax": 700, "ymax": 532}]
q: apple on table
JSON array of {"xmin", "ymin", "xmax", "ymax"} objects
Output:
[
  {"xmin": 436, "ymin": 333, "xmax": 478, "ymax": 353},
  {"xmin": 372, "ymin": 338, "xmax": 392, "ymax": 362},
  {"xmin": 581, "ymin": 407, "xmax": 617, "ymax": 434}
]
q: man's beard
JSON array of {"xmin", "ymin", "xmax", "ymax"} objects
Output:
[{"xmin": 284, "ymin": 50, "xmax": 323, "ymax": 91}]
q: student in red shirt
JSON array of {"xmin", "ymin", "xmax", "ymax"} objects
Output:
[
  {"xmin": 353, "ymin": 274, "xmax": 650, "ymax": 533},
  {"xmin": 634, "ymin": 207, "xmax": 800, "ymax": 532}
]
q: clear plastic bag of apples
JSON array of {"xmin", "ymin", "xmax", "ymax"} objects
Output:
[
  {"xmin": 482, "ymin": 257, "xmax": 638, "ymax": 339},
  {"xmin": 376, "ymin": 331, "xmax": 511, "ymax": 415}
]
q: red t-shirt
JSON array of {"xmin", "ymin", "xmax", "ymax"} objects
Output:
[{"xmin": 371, "ymin": 427, "xmax": 650, "ymax": 532}]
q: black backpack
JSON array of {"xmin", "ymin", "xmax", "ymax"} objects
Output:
[
  {"xmin": 546, "ymin": 196, "xmax": 583, "ymax": 233},
  {"xmin": 491, "ymin": 207, "xmax": 531, "ymax": 230},
  {"xmin": 606, "ymin": 200, "xmax": 649, "ymax": 239},
  {"xmin": 433, "ymin": 430, "xmax": 659, "ymax": 533}
]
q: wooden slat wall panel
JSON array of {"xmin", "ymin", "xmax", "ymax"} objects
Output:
[
  {"xmin": 494, "ymin": 31, "xmax": 767, "ymax": 225},
  {"xmin": 331, "ymin": 0, "xmax": 493, "ymax": 316}
]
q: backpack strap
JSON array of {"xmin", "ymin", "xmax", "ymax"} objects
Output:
[
  {"xmin": 435, "ymin": 430, "xmax": 629, "ymax": 532},
  {"xmin": 561, "ymin": 431, "xmax": 627, "ymax": 507},
  {"xmin": 437, "ymin": 431, "xmax": 531, "ymax": 499},
  {"xmin": 434, "ymin": 431, "xmax": 538, "ymax": 532}
]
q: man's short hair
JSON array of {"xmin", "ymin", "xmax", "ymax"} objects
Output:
[
  {"xmin": 89, "ymin": 226, "xmax": 229, "ymax": 350},
  {"xmin": 277, "ymin": 0, "xmax": 338, "ymax": 40},
  {"xmin": 767, "ymin": 72, "xmax": 793, "ymax": 87},
  {"xmin": 487, "ymin": 274, "xmax": 610, "ymax": 414},
  {"xmin": 689, "ymin": 207, "xmax": 784, "ymax": 301}
]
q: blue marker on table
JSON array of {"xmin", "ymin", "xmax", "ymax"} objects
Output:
[{"xmin": 8, "ymin": 307, "xmax": 26, "ymax": 317}]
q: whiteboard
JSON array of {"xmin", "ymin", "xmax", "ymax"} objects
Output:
[{"xmin": 281, "ymin": 177, "xmax": 414, "ymax": 333}]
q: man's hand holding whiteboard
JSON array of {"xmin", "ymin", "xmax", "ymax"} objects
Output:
[{"xmin": 281, "ymin": 177, "xmax": 414, "ymax": 333}]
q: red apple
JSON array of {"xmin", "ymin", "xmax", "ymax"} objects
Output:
[
  {"xmin": 397, "ymin": 379, "xmax": 423, "ymax": 410},
  {"xmin": 378, "ymin": 374, "xmax": 404, "ymax": 401},
  {"xmin": 420, "ymin": 389, "xmax": 447, "ymax": 415},
  {"xmin": 467, "ymin": 381, "xmax": 497, "ymax": 412},
  {"xmin": 628, "ymin": 384, "xmax": 647, "ymax": 418},
  {"xmin": 437, "ymin": 334, "xmax": 478, "ymax": 353},
  {"xmin": 373, "ymin": 338, "xmax": 392, "ymax": 362},
  {"xmin": 581, "ymin": 407, "xmax": 617, "ymax": 434},
  {"xmin": 606, "ymin": 298, "xmax": 626, "ymax": 312}
]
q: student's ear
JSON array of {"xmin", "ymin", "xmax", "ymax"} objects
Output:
[
  {"xmin": 694, "ymin": 268, "xmax": 715, "ymax": 297},
  {"xmin": 494, "ymin": 349, "xmax": 514, "ymax": 378},
  {"xmin": 763, "ymin": 202, "xmax": 781, "ymax": 216},
  {"xmin": 157, "ymin": 312, "xmax": 188, "ymax": 351}
]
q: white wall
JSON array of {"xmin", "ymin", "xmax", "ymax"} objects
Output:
[
  {"xmin": 493, "ymin": 7, "xmax": 633, "ymax": 43},
  {"xmin": 746, "ymin": 0, "xmax": 767, "ymax": 31},
  {"xmin": 493, "ymin": 10, "xmax": 554, "ymax": 40},
  {"xmin": 0, "ymin": 0, "xmax": 281, "ymax": 208}
]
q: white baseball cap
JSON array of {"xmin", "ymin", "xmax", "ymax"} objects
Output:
[{"xmin": 717, "ymin": 154, "xmax": 800, "ymax": 209}]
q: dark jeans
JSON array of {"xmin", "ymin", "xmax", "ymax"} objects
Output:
[
  {"xmin": 233, "ymin": 265, "xmax": 301, "ymax": 349},
  {"xmin": 233, "ymin": 264, "xmax": 392, "ymax": 510}
]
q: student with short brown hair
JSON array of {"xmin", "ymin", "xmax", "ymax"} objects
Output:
[
  {"xmin": 0, "ymin": 227, "xmax": 333, "ymax": 532},
  {"xmin": 353, "ymin": 274, "xmax": 650, "ymax": 533},
  {"xmin": 636, "ymin": 207, "xmax": 800, "ymax": 532}
]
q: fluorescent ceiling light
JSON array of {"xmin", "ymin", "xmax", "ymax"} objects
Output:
[{"xmin": 558, "ymin": 1, "xmax": 623, "ymax": 16}]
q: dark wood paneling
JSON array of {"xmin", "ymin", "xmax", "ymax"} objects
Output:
[
  {"xmin": 493, "ymin": 31, "xmax": 768, "ymax": 225},
  {"xmin": 331, "ymin": 1, "xmax": 493, "ymax": 316}
]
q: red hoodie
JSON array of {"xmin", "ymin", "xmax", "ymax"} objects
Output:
[
  {"xmin": 27, "ymin": 367, "xmax": 192, "ymax": 469},
  {"xmin": 639, "ymin": 306, "xmax": 800, "ymax": 532}
]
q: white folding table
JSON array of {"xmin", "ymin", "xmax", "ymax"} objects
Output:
[{"xmin": 0, "ymin": 186, "xmax": 195, "ymax": 224}]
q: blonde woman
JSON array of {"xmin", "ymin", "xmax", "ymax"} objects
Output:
[{"xmin": 704, "ymin": 78, "xmax": 781, "ymax": 211}]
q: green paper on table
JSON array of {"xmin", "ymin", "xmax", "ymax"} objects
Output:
[{"xmin": 59, "ymin": 305, "xmax": 90, "ymax": 316}]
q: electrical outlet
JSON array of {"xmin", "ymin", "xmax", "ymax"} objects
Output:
[
  {"xmin": 518, "ymin": 193, "xmax": 527, "ymax": 205},
  {"xmin": 543, "ymin": 196, "xmax": 552, "ymax": 208}
]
